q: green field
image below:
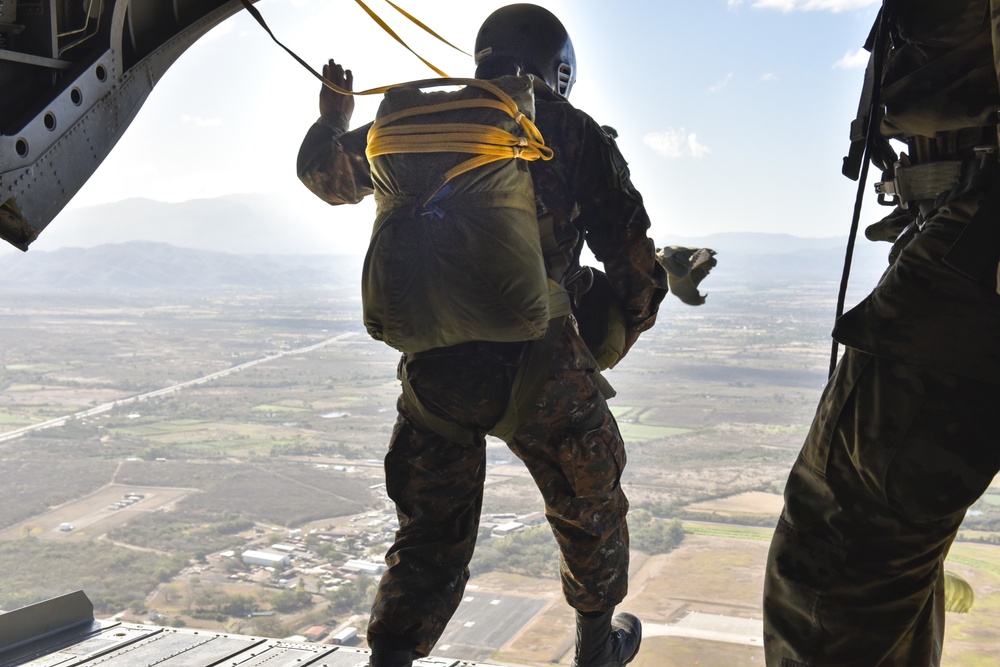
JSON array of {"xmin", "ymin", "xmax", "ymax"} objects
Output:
[
  {"xmin": 0, "ymin": 413, "xmax": 32, "ymax": 425},
  {"xmin": 681, "ymin": 521, "xmax": 774, "ymax": 541}
]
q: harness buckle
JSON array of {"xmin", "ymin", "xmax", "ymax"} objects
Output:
[{"xmin": 874, "ymin": 164, "xmax": 901, "ymax": 208}]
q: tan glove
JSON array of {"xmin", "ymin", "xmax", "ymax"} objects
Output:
[{"xmin": 656, "ymin": 246, "xmax": 718, "ymax": 306}]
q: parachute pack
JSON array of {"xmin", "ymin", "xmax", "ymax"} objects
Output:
[{"xmin": 362, "ymin": 75, "xmax": 567, "ymax": 354}]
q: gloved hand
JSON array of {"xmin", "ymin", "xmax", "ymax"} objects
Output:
[
  {"xmin": 319, "ymin": 59, "xmax": 355, "ymax": 122},
  {"xmin": 865, "ymin": 206, "xmax": 916, "ymax": 243},
  {"xmin": 656, "ymin": 246, "xmax": 718, "ymax": 306}
]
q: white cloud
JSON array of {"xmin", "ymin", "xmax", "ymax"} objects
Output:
[
  {"xmin": 833, "ymin": 47, "xmax": 869, "ymax": 69},
  {"xmin": 747, "ymin": 0, "xmax": 879, "ymax": 11},
  {"xmin": 181, "ymin": 115, "xmax": 224, "ymax": 128},
  {"xmin": 644, "ymin": 129, "xmax": 712, "ymax": 159},
  {"xmin": 760, "ymin": 72, "xmax": 778, "ymax": 82},
  {"xmin": 708, "ymin": 72, "xmax": 733, "ymax": 94}
]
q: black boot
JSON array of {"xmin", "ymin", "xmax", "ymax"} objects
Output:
[
  {"xmin": 572, "ymin": 609, "xmax": 642, "ymax": 667},
  {"xmin": 368, "ymin": 648, "xmax": 413, "ymax": 667}
]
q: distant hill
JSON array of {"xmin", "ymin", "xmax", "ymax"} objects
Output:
[
  {"xmin": 0, "ymin": 242, "xmax": 362, "ymax": 292},
  {"xmin": 0, "ymin": 238, "xmax": 889, "ymax": 294},
  {"xmin": 0, "ymin": 195, "xmax": 894, "ymax": 292},
  {"xmin": 22, "ymin": 194, "xmax": 374, "ymax": 256}
]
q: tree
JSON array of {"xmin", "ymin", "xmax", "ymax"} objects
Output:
[
  {"xmin": 160, "ymin": 583, "xmax": 181, "ymax": 604},
  {"xmin": 628, "ymin": 511, "xmax": 685, "ymax": 555},
  {"xmin": 270, "ymin": 586, "xmax": 313, "ymax": 613},
  {"xmin": 219, "ymin": 594, "xmax": 256, "ymax": 617}
]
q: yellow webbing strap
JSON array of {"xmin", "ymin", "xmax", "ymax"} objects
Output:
[
  {"xmin": 238, "ymin": 0, "xmax": 461, "ymax": 90},
  {"xmin": 351, "ymin": 0, "xmax": 450, "ymax": 78},
  {"xmin": 366, "ymin": 78, "xmax": 553, "ymax": 204},
  {"xmin": 363, "ymin": 0, "xmax": 472, "ymax": 61}
]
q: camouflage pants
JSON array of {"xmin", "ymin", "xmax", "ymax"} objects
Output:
[
  {"xmin": 763, "ymin": 348, "xmax": 1000, "ymax": 667},
  {"xmin": 366, "ymin": 327, "xmax": 630, "ymax": 658}
]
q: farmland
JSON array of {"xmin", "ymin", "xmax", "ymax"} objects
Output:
[{"xmin": 1, "ymin": 262, "xmax": 998, "ymax": 665}]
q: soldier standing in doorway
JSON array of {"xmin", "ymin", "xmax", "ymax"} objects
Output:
[
  {"xmin": 298, "ymin": 5, "xmax": 668, "ymax": 667},
  {"xmin": 763, "ymin": 1, "xmax": 1000, "ymax": 665}
]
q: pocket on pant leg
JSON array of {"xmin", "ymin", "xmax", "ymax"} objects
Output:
[
  {"xmin": 764, "ymin": 515, "xmax": 848, "ymax": 655},
  {"xmin": 799, "ymin": 350, "xmax": 872, "ymax": 477},
  {"xmin": 557, "ymin": 407, "xmax": 626, "ymax": 498}
]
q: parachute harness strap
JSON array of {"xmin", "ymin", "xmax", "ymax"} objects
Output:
[
  {"xmin": 238, "ymin": 0, "xmax": 468, "ymax": 84},
  {"xmin": 366, "ymin": 77, "xmax": 554, "ymax": 206}
]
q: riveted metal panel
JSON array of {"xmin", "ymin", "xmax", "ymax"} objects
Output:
[{"xmin": 83, "ymin": 631, "xmax": 265, "ymax": 667}]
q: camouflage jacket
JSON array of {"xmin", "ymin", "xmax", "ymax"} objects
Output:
[
  {"xmin": 296, "ymin": 80, "xmax": 668, "ymax": 352},
  {"xmin": 834, "ymin": 0, "xmax": 1000, "ymax": 384}
]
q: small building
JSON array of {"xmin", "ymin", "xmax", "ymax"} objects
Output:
[
  {"xmin": 302, "ymin": 626, "xmax": 327, "ymax": 642},
  {"xmin": 492, "ymin": 522, "xmax": 524, "ymax": 537},
  {"xmin": 242, "ymin": 550, "xmax": 291, "ymax": 569},
  {"xmin": 331, "ymin": 627, "xmax": 358, "ymax": 646},
  {"xmin": 340, "ymin": 559, "xmax": 386, "ymax": 576}
]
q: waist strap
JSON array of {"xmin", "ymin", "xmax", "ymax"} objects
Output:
[
  {"xmin": 875, "ymin": 147, "xmax": 1000, "ymax": 209},
  {"xmin": 375, "ymin": 188, "xmax": 537, "ymax": 219},
  {"xmin": 876, "ymin": 161, "xmax": 965, "ymax": 207}
]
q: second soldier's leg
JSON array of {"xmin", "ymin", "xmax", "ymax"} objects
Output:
[
  {"xmin": 509, "ymin": 330, "xmax": 630, "ymax": 612},
  {"xmin": 763, "ymin": 349, "xmax": 1000, "ymax": 667},
  {"xmin": 508, "ymin": 329, "xmax": 639, "ymax": 667}
]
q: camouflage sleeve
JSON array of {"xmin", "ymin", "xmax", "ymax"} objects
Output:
[
  {"xmin": 296, "ymin": 113, "xmax": 374, "ymax": 205},
  {"xmin": 575, "ymin": 118, "xmax": 669, "ymax": 349}
]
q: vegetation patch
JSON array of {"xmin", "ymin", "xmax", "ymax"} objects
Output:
[
  {"xmin": 681, "ymin": 522, "xmax": 774, "ymax": 541},
  {"xmin": 0, "ymin": 413, "xmax": 32, "ymax": 425},
  {"xmin": 107, "ymin": 510, "xmax": 255, "ymax": 557},
  {"xmin": 684, "ymin": 491, "xmax": 784, "ymax": 515},
  {"xmin": 0, "ymin": 459, "xmax": 116, "ymax": 530},
  {"xmin": 178, "ymin": 463, "xmax": 371, "ymax": 527},
  {"xmin": 0, "ymin": 538, "xmax": 185, "ymax": 614},
  {"xmin": 617, "ymin": 423, "xmax": 694, "ymax": 442},
  {"xmin": 948, "ymin": 553, "xmax": 1000, "ymax": 578}
]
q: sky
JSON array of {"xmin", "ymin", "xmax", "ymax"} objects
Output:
[{"xmin": 43, "ymin": 0, "xmax": 884, "ymax": 255}]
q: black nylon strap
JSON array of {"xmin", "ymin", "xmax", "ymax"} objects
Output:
[
  {"xmin": 237, "ymin": 0, "xmax": 331, "ymax": 89},
  {"xmin": 830, "ymin": 4, "xmax": 893, "ymax": 377}
]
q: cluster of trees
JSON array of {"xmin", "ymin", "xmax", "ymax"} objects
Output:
[
  {"xmin": 468, "ymin": 516, "xmax": 685, "ymax": 582},
  {"xmin": 628, "ymin": 511, "xmax": 686, "ymax": 554},
  {"xmin": 0, "ymin": 459, "xmax": 116, "ymax": 529},
  {"xmin": 0, "ymin": 538, "xmax": 184, "ymax": 614},
  {"xmin": 961, "ymin": 507, "xmax": 1000, "ymax": 533},
  {"xmin": 472, "ymin": 525, "xmax": 560, "ymax": 579},
  {"xmin": 271, "ymin": 584, "xmax": 315, "ymax": 613},
  {"xmin": 326, "ymin": 576, "xmax": 377, "ymax": 615},
  {"xmin": 107, "ymin": 510, "xmax": 254, "ymax": 556}
]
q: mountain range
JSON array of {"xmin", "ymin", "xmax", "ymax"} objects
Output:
[{"xmin": 0, "ymin": 196, "xmax": 891, "ymax": 292}]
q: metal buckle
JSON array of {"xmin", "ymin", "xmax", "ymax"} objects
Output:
[{"xmin": 875, "ymin": 162, "xmax": 902, "ymax": 208}]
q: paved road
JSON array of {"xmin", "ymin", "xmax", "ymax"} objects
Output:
[
  {"xmin": 434, "ymin": 592, "xmax": 548, "ymax": 662},
  {"xmin": 0, "ymin": 333, "xmax": 356, "ymax": 444},
  {"xmin": 644, "ymin": 611, "xmax": 763, "ymax": 647}
]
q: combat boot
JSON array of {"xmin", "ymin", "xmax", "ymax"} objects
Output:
[
  {"xmin": 572, "ymin": 609, "xmax": 642, "ymax": 667},
  {"xmin": 368, "ymin": 648, "xmax": 413, "ymax": 667}
]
